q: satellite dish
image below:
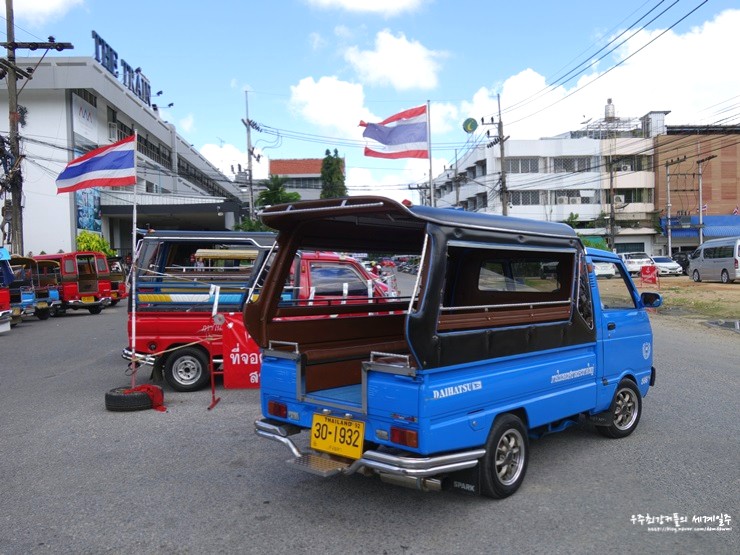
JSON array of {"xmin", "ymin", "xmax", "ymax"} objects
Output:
[{"xmin": 462, "ymin": 118, "xmax": 478, "ymax": 133}]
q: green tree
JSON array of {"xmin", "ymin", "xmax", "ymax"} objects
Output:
[
  {"xmin": 320, "ymin": 149, "xmax": 346, "ymax": 199},
  {"xmin": 76, "ymin": 230, "xmax": 115, "ymax": 255},
  {"xmin": 257, "ymin": 174, "xmax": 301, "ymax": 208},
  {"xmin": 563, "ymin": 212, "xmax": 580, "ymax": 229},
  {"xmin": 233, "ymin": 218, "xmax": 271, "ymax": 232}
]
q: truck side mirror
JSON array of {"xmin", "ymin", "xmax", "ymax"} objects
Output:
[{"xmin": 640, "ymin": 291, "xmax": 662, "ymax": 308}]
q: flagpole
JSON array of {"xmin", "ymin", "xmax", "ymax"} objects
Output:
[
  {"xmin": 130, "ymin": 131, "xmax": 139, "ymax": 388},
  {"xmin": 427, "ymin": 100, "xmax": 434, "ymax": 207}
]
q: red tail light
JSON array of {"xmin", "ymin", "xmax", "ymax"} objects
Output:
[
  {"xmin": 390, "ymin": 426, "xmax": 418, "ymax": 448},
  {"xmin": 267, "ymin": 400, "xmax": 287, "ymax": 419}
]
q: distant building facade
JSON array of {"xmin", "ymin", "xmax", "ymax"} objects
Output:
[
  {"xmin": 432, "ymin": 100, "xmax": 740, "ymax": 255},
  {"xmin": 269, "ymin": 157, "xmax": 345, "ymax": 202},
  {"xmin": 0, "ymin": 31, "xmax": 246, "ymax": 256}
]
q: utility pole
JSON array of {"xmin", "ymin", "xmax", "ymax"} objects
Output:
[
  {"xmin": 497, "ymin": 94, "xmax": 508, "ymax": 216},
  {"xmin": 608, "ymin": 163, "xmax": 616, "ymax": 250},
  {"xmin": 665, "ymin": 156, "xmax": 686, "ymax": 255},
  {"xmin": 4, "ymin": 0, "xmax": 21, "ymax": 254},
  {"xmin": 2, "ymin": 0, "xmax": 72, "ymax": 254},
  {"xmin": 480, "ymin": 94, "xmax": 508, "ymax": 215},
  {"xmin": 244, "ymin": 91, "xmax": 255, "ymax": 220},
  {"xmin": 696, "ymin": 155, "xmax": 716, "ymax": 245}
]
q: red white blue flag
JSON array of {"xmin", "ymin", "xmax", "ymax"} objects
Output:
[
  {"xmin": 56, "ymin": 135, "xmax": 137, "ymax": 194},
  {"xmin": 360, "ymin": 105, "xmax": 429, "ymax": 159}
]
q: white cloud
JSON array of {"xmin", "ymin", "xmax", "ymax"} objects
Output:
[
  {"xmin": 290, "ymin": 76, "xmax": 373, "ymax": 138},
  {"xmin": 344, "ymin": 30, "xmax": 445, "ymax": 91},
  {"xmin": 305, "ymin": 0, "xmax": 423, "ymax": 17},
  {"xmin": 179, "ymin": 114, "xmax": 195, "ymax": 134},
  {"xmin": 308, "ymin": 32, "xmax": 327, "ymax": 51},
  {"xmin": 490, "ymin": 9, "xmax": 740, "ymax": 139},
  {"xmin": 200, "ymin": 143, "xmax": 269, "ymax": 182},
  {"xmin": 15, "ymin": 0, "xmax": 83, "ymax": 26}
]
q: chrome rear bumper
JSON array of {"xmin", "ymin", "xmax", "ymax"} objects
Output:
[{"xmin": 254, "ymin": 418, "xmax": 485, "ymax": 481}]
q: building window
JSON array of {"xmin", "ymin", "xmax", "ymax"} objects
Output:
[
  {"xmin": 611, "ymin": 189, "xmax": 653, "ymax": 203},
  {"xmin": 505, "ymin": 158, "xmax": 539, "ymax": 173},
  {"xmin": 554, "ymin": 157, "xmax": 591, "ymax": 172},
  {"xmin": 285, "ymin": 177, "xmax": 321, "ymax": 189},
  {"xmin": 73, "ymin": 89, "xmax": 97, "ymax": 107},
  {"xmin": 510, "ymin": 190, "xmax": 541, "ymax": 205}
]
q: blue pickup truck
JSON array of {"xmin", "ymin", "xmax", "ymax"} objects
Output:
[{"xmin": 247, "ymin": 196, "xmax": 661, "ymax": 499}]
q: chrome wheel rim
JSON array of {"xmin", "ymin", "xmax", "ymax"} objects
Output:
[
  {"xmin": 173, "ymin": 356, "xmax": 202, "ymax": 385},
  {"xmin": 613, "ymin": 387, "xmax": 638, "ymax": 431},
  {"xmin": 495, "ymin": 429, "xmax": 525, "ymax": 486}
]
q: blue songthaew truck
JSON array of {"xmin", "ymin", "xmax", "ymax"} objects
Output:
[{"xmin": 247, "ymin": 196, "xmax": 661, "ymax": 498}]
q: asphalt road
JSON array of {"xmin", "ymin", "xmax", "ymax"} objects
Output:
[{"xmin": 0, "ymin": 306, "xmax": 737, "ymax": 555}]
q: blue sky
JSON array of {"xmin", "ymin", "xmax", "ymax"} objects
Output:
[{"xmin": 11, "ymin": 0, "xmax": 740, "ymax": 203}]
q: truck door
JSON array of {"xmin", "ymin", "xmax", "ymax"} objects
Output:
[{"xmin": 590, "ymin": 257, "xmax": 654, "ymax": 409}]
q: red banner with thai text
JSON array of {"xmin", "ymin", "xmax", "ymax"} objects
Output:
[{"xmin": 221, "ymin": 313, "xmax": 261, "ymax": 388}]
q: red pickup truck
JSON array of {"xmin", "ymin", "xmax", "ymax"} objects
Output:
[
  {"xmin": 122, "ymin": 230, "xmax": 394, "ymax": 392},
  {"xmin": 34, "ymin": 251, "xmax": 112, "ymax": 315}
]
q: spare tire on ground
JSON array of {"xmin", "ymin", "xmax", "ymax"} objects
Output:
[{"xmin": 105, "ymin": 386, "xmax": 154, "ymax": 412}]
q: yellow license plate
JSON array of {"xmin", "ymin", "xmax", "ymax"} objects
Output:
[
  {"xmin": 82, "ymin": 296, "xmax": 95, "ymax": 303},
  {"xmin": 111, "ymin": 291, "xmax": 118, "ymax": 298},
  {"xmin": 36, "ymin": 302, "xmax": 48, "ymax": 309},
  {"xmin": 12, "ymin": 307, "xmax": 21, "ymax": 316},
  {"xmin": 310, "ymin": 414, "xmax": 365, "ymax": 460}
]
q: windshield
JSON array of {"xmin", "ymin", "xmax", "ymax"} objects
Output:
[{"xmin": 652, "ymin": 257, "xmax": 672, "ymax": 263}]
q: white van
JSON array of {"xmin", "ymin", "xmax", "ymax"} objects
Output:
[{"xmin": 688, "ymin": 236, "xmax": 740, "ymax": 283}]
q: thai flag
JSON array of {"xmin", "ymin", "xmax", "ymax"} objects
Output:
[
  {"xmin": 695, "ymin": 204, "xmax": 708, "ymax": 213},
  {"xmin": 56, "ymin": 135, "xmax": 137, "ymax": 194},
  {"xmin": 733, "ymin": 205, "xmax": 739, "ymax": 215},
  {"xmin": 360, "ymin": 105, "xmax": 429, "ymax": 159}
]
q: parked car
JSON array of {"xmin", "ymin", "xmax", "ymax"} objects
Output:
[
  {"xmin": 688, "ymin": 236, "xmax": 740, "ymax": 284},
  {"xmin": 107, "ymin": 256, "xmax": 129, "ymax": 306},
  {"xmin": 650, "ymin": 256, "xmax": 683, "ymax": 277},
  {"xmin": 250, "ymin": 196, "xmax": 662, "ymax": 499},
  {"xmin": 122, "ymin": 230, "xmax": 275, "ymax": 392},
  {"xmin": 0, "ymin": 248, "xmax": 13, "ymax": 333},
  {"xmin": 670, "ymin": 252, "xmax": 691, "ymax": 275},
  {"xmin": 34, "ymin": 251, "xmax": 112, "ymax": 314},
  {"xmin": 593, "ymin": 261, "xmax": 616, "ymax": 279},
  {"xmin": 6, "ymin": 258, "xmax": 37, "ymax": 325},
  {"xmin": 618, "ymin": 252, "xmax": 654, "ymax": 276},
  {"xmin": 10, "ymin": 256, "xmax": 61, "ymax": 319}
]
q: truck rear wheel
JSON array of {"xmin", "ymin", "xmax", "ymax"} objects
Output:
[
  {"xmin": 88, "ymin": 305, "xmax": 103, "ymax": 315},
  {"xmin": 164, "ymin": 347, "xmax": 210, "ymax": 392},
  {"xmin": 596, "ymin": 379, "xmax": 642, "ymax": 439},
  {"xmin": 480, "ymin": 413, "xmax": 529, "ymax": 499}
]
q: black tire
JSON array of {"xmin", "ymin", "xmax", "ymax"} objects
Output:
[
  {"xmin": 692, "ymin": 270, "xmax": 701, "ymax": 282},
  {"xmin": 720, "ymin": 270, "xmax": 731, "ymax": 284},
  {"xmin": 110, "ymin": 299, "xmax": 120, "ymax": 307},
  {"xmin": 36, "ymin": 308, "xmax": 50, "ymax": 321},
  {"xmin": 596, "ymin": 379, "xmax": 642, "ymax": 439},
  {"xmin": 105, "ymin": 386, "xmax": 153, "ymax": 412},
  {"xmin": 88, "ymin": 305, "xmax": 103, "ymax": 315},
  {"xmin": 49, "ymin": 306, "xmax": 58, "ymax": 317},
  {"xmin": 164, "ymin": 347, "xmax": 210, "ymax": 392},
  {"xmin": 480, "ymin": 413, "xmax": 529, "ymax": 499}
]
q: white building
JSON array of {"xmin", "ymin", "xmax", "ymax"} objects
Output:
[
  {"xmin": 0, "ymin": 32, "xmax": 245, "ymax": 256},
  {"xmin": 433, "ymin": 101, "xmax": 666, "ymax": 254}
]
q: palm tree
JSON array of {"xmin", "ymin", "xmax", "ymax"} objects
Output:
[{"xmin": 256, "ymin": 175, "xmax": 301, "ymax": 208}]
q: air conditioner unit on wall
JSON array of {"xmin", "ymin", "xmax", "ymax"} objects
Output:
[
  {"xmin": 613, "ymin": 195, "xmax": 625, "ymax": 204},
  {"xmin": 569, "ymin": 197, "xmax": 581, "ymax": 204},
  {"xmin": 556, "ymin": 196, "xmax": 568, "ymax": 205},
  {"xmin": 620, "ymin": 164, "xmax": 632, "ymax": 172}
]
